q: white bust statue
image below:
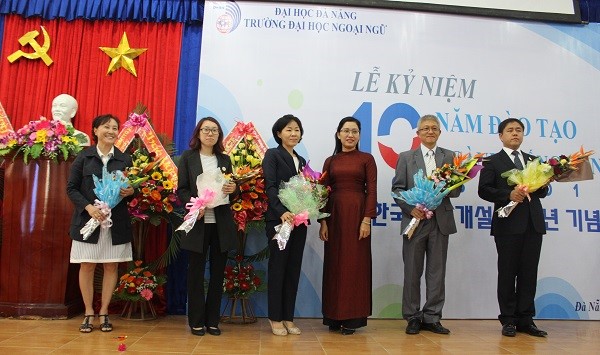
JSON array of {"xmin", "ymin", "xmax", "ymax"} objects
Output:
[{"xmin": 51, "ymin": 94, "xmax": 90, "ymax": 146}]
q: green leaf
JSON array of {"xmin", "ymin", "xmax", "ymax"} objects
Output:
[
  {"xmin": 60, "ymin": 145, "xmax": 69, "ymax": 160},
  {"xmin": 30, "ymin": 143, "xmax": 43, "ymax": 158}
]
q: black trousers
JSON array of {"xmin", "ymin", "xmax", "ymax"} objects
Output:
[
  {"xmin": 187, "ymin": 224, "xmax": 227, "ymax": 328},
  {"xmin": 266, "ymin": 223, "xmax": 307, "ymax": 321},
  {"xmin": 494, "ymin": 225, "xmax": 543, "ymax": 327}
]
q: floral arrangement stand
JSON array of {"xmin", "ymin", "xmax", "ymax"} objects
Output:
[
  {"xmin": 220, "ymin": 295, "xmax": 257, "ymax": 324},
  {"xmin": 219, "ymin": 122, "xmax": 269, "ymax": 324},
  {"xmin": 120, "ymin": 299, "xmax": 157, "ymax": 321}
]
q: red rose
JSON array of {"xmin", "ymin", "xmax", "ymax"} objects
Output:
[
  {"xmin": 240, "ymin": 282, "xmax": 250, "ymax": 291},
  {"xmin": 253, "ymin": 277, "xmax": 261, "ymax": 286}
]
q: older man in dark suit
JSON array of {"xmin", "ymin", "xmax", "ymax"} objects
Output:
[
  {"xmin": 478, "ymin": 118, "xmax": 548, "ymax": 338},
  {"xmin": 391, "ymin": 114, "xmax": 460, "ymax": 335}
]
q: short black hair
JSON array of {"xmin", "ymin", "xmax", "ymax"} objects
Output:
[
  {"xmin": 91, "ymin": 114, "xmax": 120, "ymax": 144},
  {"xmin": 272, "ymin": 114, "xmax": 303, "ymax": 145},
  {"xmin": 498, "ymin": 118, "xmax": 524, "ymax": 134}
]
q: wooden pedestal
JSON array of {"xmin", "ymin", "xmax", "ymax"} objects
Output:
[{"xmin": 0, "ymin": 156, "xmax": 83, "ymax": 318}]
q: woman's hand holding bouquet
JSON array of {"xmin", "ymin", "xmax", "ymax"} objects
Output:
[
  {"xmin": 273, "ymin": 162, "xmax": 330, "ymax": 250},
  {"xmin": 176, "ymin": 169, "xmax": 230, "ymax": 234},
  {"xmin": 80, "ymin": 166, "xmax": 130, "ymax": 239}
]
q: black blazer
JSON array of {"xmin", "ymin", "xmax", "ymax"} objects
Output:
[
  {"xmin": 262, "ymin": 145, "xmax": 306, "ymax": 224},
  {"xmin": 177, "ymin": 149, "xmax": 238, "ymax": 254},
  {"xmin": 67, "ymin": 146, "xmax": 133, "ymax": 245},
  {"xmin": 478, "ymin": 150, "xmax": 548, "ymax": 236}
]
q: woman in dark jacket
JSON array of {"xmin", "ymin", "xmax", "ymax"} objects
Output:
[
  {"xmin": 177, "ymin": 117, "xmax": 238, "ymax": 336},
  {"xmin": 67, "ymin": 114, "xmax": 134, "ymax": 333},
  {"xmin": 262, "ymin": 114, "xmax": 307, "ymax": 336}
]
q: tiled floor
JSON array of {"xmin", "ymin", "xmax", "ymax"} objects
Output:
[{"xmin": 0, "ymin": 316, "xmax": 599, "ymax": 354}]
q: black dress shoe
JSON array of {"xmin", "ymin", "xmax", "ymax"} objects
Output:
[
  {"xmin": 328, "ymin": 325, "xmax": 341, "ymax": 332},
  {"xmin": 502, "ymin": 324, "xmax": 516, "ymax": 337},
  {"xmin": 421, "ymin": 322, "xmax": 450, "ymax": 334},
  {"xmin": 341, "ymin": 326, "xmax": 355, "ymax": 335},
  {"xmin": 191, "ymin": 327, "xmax": 205, "ymax": 336},
  {"xmin": 517, "ymin": 324, "xmax": 547, "ymax": 337},
  {"xmin": 207, "ymin": 326, "xmax": 221, "ymax": 336},
  {"xmin": 405, "ymin": 318, "xmax": 421, "ymax": 335}
]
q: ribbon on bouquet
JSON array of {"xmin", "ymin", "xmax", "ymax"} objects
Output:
[
  {"xmin": 80, "ymin": 200, "xmax": 113, "ymax": 240},
  {"xmin": 176, "ymin": 189, "xmax": 218, "ymax": 234},
  {"xmin": 273, "ymin": 210, "xmax": 310, "ymax": 250},
  {"xmin": 293, "ymin": 211, "xmax": 309, "ymax": 227},
  {"xmin": 115, "ymin": 112, "xmax": 178, "ymax": 188},
  {"xmin": 402, "ymin": 204, "xmax": 434, "ymax": 240}
]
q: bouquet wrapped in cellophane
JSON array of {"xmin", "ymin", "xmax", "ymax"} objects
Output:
[
  {"xmin": 80, "ymin": 166, "xmax": 130, "ymax": 239},
  {"xmin": 498, "ymin": 147, "xmax": 595, "ymax": 218},
  {"xmin": 176, "ymin": 169, "xmax": 228, "ymax": 234},
  {"xmin": 392, "ymin": 169, "xmax": 450, "ymax": 239},
  {"xmin": 497, "ymin": 159, "xmax": 553, "ymax": 218},
  {"xmin": 430, "ymin": 152, "xmax": 484, "ymax": 191},
  {"xmin": 273, "ymin": 162, "xmax": 330, "ymax": 250},
  {"xmin": 548, "ymin": 146, "xmax": 594, "ymax": 182}
]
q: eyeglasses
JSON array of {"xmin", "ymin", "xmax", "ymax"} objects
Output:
[
  {"xmin": 418, "ymin": 127, "xmax": 440, "ymax": 133},
  {"xmin": 200, "ymin": 127, "xmax": 219, "ymax": 135},
  {"xmin": 340, "ymin": 129, "xmax": 360, "ymax": 135}
]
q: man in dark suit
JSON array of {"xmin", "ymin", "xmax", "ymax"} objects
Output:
[
  {"xmin": 391, "ymin": 114, "xmax": 460, "ymax": 335},
  {"xmin": 478, "ymin": 118, "xmax": 548, "ymax": 337}
]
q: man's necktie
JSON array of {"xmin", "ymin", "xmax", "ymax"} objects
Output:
[
  {"xmin": 425, "ymin": 150, "xmax": 436, "ymax": 176},
  {"xmin": 512, "ymin": 151, "xmax": 524, "ymax": 170}
]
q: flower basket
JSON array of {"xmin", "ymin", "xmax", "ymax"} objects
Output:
[
  {"xmin": 0, "ymin": 116, "xmax": 87, "ymax": 163},
  {"xmin": 114, "ymin": 260, "xmax": 166, "ymax": 320},
  {"xmin": 220, "ymin": 255, "xmax": 266, "ymax": 324}
]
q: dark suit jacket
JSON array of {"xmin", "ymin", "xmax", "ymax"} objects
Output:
[
  {"xmin": 478, "ymin": 150, "xmax": 548, "ymax": 236},
  {"xmin": 177, "ymin": 149, "xmax": 238, "ymax": 254},
  {"xmin": 67, "ymin": 146, "xmax": 133, "ymax": 245},
  {"xmin": 391, "ymin": 146, "xmax": 461, "ymax": 236},
  {"xmin": 262, "ymin": 145, "xmax": 306, "ymax": 225}
]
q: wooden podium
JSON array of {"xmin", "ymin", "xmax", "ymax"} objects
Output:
[{"xmin": 0, "ymin": 156, "xmax": 83, "ymax": 318}]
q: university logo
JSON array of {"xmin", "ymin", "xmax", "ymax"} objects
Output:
[{"xmin": 215, "ymin": 1, "xmax": 242, "ymax": 34}]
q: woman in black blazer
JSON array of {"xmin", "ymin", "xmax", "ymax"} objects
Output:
[
  {"xmin": 67, "ymin": 114, "xmax": 134, "ymax": 333},
  {"xmin": 177, "ymin": 117, "xmax": 238, "ymax": 336},
  {"xmin": 262, "ymin": 114, "xmax": 307, "ymax": 336}
]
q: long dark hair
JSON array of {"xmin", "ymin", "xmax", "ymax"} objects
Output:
[
  {"xmin": 188, "ymin": 117, "xmax": 225, "ymax": 153},
  {"xmin": 91, "ymin": 114, "xmax": 120, "ymax": 144},
  {"xmin": 332, "ymin": 116, "xmax": 361, "ymax": 155}
]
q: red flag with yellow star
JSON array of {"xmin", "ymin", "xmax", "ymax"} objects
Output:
[{"xmin": 0, "ymin": 15, "xmax": 181, "ymax": 137}]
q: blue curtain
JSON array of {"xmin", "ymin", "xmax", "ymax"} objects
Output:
[
  {"xmin": 0, "ymin": 0, "xmax": 204, "ymax": 23},
  {"xmin": 2, "ymin": 0, "xmax": 598, "ymax": 23},
  {"xmin": 580, "ymin": 0, "xmax": 598, "ymax": 23},
  {"xmin": 173, "ymin": 24, "xmax": 202, "ymax": 155},
  {"xmin": 166, "ymin": 23, "xmax": 202, "ymax": 314}
]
